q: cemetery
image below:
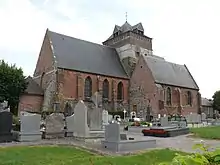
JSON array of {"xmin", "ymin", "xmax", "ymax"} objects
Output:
[
  {"xmin": 0, "ymin": 98, "xmax": 220, "ymax": 165},
  {"xmin": 142, "ymin": 115, "xmax": 190, "ymax": 137}
]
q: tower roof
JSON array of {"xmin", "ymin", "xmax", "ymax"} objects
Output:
[{"xmin": 107, "ymin": 22, "xmax": 145, "ymax": 40}]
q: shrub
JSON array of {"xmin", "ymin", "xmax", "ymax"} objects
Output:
[
  {"xmin": 12, "ymin": 115, "xmax": 20, "ymax": 131},
  {"xmin": 160, "ymin": 142, "xmax": 220, "ymax": 165}
]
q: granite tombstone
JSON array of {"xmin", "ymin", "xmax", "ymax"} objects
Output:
[
  {"xmin": 45, "ymin": 113, "xmax": 65, "ymax": 139},
  {"xmin": 20, "ymin": 111, "xmax": 42, "ymax": 141},
  {"xmin": 66, "ymin": 114, "xmax": 74, "ymax": 137},
  {"xmin": 0, "ymin": 111, "xmax": 13, "ymax": 142},
  {"xmin": 73, "ymin": 100, "xmax": 89, "ymax": 138}
]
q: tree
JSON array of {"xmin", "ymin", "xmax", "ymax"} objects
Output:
[
  {"xmin": 212, "ymin": 90, "xmax": 220, "ymax": 111},
  {"xmin": 0, "ymin": 60, "xmax": 27, "ymax": 115}
]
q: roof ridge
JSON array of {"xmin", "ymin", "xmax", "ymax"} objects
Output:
[{"xmin": 47, "ymin": 29, "xmax": 115, "ymax": 50}]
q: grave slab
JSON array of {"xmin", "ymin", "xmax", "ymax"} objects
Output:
[{"xmin": 101, "ymin": 123, "xmax": 156, "ymax": 152}]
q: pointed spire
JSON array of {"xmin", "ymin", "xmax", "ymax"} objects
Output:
[{"xmin": 125, "ymin": 12, "xmax": 128, "ymax": 22}]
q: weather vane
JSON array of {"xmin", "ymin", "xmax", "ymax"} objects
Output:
[{"xmin": 126, "ymin": 12, "xmax": 128, "ymax": 22}]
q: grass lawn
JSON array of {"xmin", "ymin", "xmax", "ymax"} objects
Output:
[
  {"xmin": 190, "ymin": 126, "xmax": 220, "ymax": 139},
  {"xmin": 0, "ymin": 146, "xmax": 186, "ymax": 165}
]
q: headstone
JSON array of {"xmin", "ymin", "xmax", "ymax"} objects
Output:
[
  {"xmin": 20, "ymin": 111, "xmax": 42, "ymax": 141},
  {"xmin": 108, "ymin": 114, "xmax": 113, "ymax": 122},
  {"xmin": 102, "ymin": 110, "xmax": 109, "ymax": 125},
  {"xmin": 0, "ymin": 111, "xmax": 13, "ymax": 142},
  {"xmin": 90, "ymin": 107, "xmax": 102, "ymax": 130},
  {"xmin": 105, "ymin": 122, "xmax": 120, "ymax": 142},
  {"xmin": 73, "ymin": 100, "xmax": 89, "ymax": 138},
  {"xmin": 45, "ymin": 113, "xmax": 65, "ymax": 139},
  {"xmin": 160, "ymin": 116, "xmax": 169, "ymax": 127},
  {"xmin": 201, "ymin": 113, "xmax": 207, "ymax": 121},
  {"xmin": 179, "ymin": 121, "xmax": 187, "ymax": 128},
  {"xmin": 66, "ymin": 114, "xmax": 74, "ymax": 137},
  {"xmin": 0, "ymin": 101, "xmax": 8, "ymax": 112},
  {"xmin": 130, "ymin": 111, "xmax": 136, "ymax": 118},
  {"xmin": 91, "ymin": 91, "xmax": 102, "ymax": 107},
  {"xmin": 158, "ymin": 114, "xmax": 161, "ymax": 118}
]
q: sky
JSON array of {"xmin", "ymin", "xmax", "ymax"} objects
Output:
[{"xmin": 0, "ymin": 0, "xmax": 219, "ymax": 99}]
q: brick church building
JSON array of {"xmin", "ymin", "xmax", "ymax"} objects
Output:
[{"xmin": 19, "ymin": 21, "xmax": 201, "ymax": 117}]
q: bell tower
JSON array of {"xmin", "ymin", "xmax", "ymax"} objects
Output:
[{"xmin": 103, "ymin": 21, "xmax": 153, "ymax": 77}]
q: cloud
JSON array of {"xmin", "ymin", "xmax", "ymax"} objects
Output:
[{"xmin": 0, "ymin": 0, "xmax": 220, "ymax": 98}]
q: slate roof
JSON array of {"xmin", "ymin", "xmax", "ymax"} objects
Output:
[
  {"xmin": 107, "ymin": 22, "xmax": 145, "ymax": 40},
  {"xmin": 143, "ymin": 55, "xmax": 199, "ymax": 90},
  {"xmin": 47, "ymin": 30, "xmax": 128, "ymax": 79},
  {"xmin": 201, "ymin": 98, "xmax": 213, "ymax": 106},
  {"xmin": 24, "ymin": 76, "xmax": 44, "ymax": 95},
  {"xmin": 115, "ymin": 22, "xmax": 144, "ymax": 33}
]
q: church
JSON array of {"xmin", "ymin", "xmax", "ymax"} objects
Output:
[{"xmin": 18, "ymin": 21, "xmax": 201, "ymax": 117}]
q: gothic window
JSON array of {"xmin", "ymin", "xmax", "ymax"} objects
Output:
[
  {"xmin": 84, "ymin": 76, "xmax": 92, "ymax": 99},
  {"xmin": 187, "ymin": 91, "xmax": 192, "ymax": 106},
  {"xmin": 102, "ymin": 79, "xmax": 109, "ymax": 100},
  {"xmin": 117, "ymin": 82, "xmax": 124, "ymax": 100},
  {"xmin": 166, "ymin": 87, "xmax": 172, "ymax": 105}
]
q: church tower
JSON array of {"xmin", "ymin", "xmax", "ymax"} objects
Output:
[{"xmin": 103, "ymin": 21, "xmax": 153, "ymax": 77}]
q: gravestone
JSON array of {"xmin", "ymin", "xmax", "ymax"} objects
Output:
[
  {"xmin": 66, "ymin": 114, "xmax": 74, "ymax": 137},
  {"xmin": 105, "ymin": 122, "xmax": 121, "ymax": 142},
  {"xmin": 102, "ymin": 122, "xmax": 156, "ymax": 152},
  {"xmin": 160, "ymin": 116, "xmax": 169, "ymax": 127},
  {"xmin": 0, "ymin": 111, "xmax": 13, "ymax": 142},
  {"xmin": 102, "ymin": 110, "xmax": 109, "ymax": 126},
  {"xmin": 20, "ymin": 111, "xmax": 42, "ymax": 141},
  {"xmin": 108, "ymin": 114, "xmax": 113, "ymax": 122},
  {"xmin": 73, "ymin": 100, "xmax": 89, "ymax": 138},
  {"xmin": 0, "ymin": 101, "xmax": 8, "ymax": 112},
  {"xmin": 90, "ymin": 107, "xmax": 102, "ymax": 130},
  {"xmin": 179, "ymin": 121, "xmax": 187, "ymax": 128},
  {"xmin": 45, "ymin": 113, "xmax": 65, "ymax": 139},
  {"xmin": 158, "ymin": 114, "xmax": 161, "ymax": 118},
  {"xmin": 201, "ymin": 113, "xmax": 207, "ymax": 121},
  {"xmin": 130, "ymin": 111, "xmax": 136, "ymax": 119}
]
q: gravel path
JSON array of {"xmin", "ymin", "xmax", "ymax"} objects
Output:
[{"xmin": 0, "ymin": 134, "xmax": 219, "ymax": 155}]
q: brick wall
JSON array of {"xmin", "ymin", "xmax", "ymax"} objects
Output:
[
  {"xmin": 130, "ymin": 56, "xmax": 199, "ymax": 117},
  {"xmin": 32, "ymin": 30, "xmax": 57, "ymax": 111},
  {"xmin": 18, "ymin": 94, "xmax": 44, "ymax": 113},
  {"xmin": 163, "ymin": 86, "xmax": 199, "ymax": 116},
  {"xmin": 130, "ymin": 55, "xmax": 158, "ymax": 116},
  {"xmin": 57, "ymin": 69, "xmax": 129, "ymax": 111}
]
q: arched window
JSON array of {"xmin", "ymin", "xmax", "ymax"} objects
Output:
[
  {"xmin": 166, "ymin": 87, "xmax": 172, "ymax": 105},
  {"xmin": 187, "ymin": 91, "xmax": 192, "ymax": 106},
  {"xmin": 117, "ymin": 82, "xmax": 124, "ymax": 100},
  {"xmin": 84, "ymin": 76, "xmax": 92, "ymax": 99},
  {"xmin": 102, "ymin": 79, "xmax": 109, "ymax": 100}
]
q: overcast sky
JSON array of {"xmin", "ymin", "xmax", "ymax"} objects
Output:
[{"xmin": 0, "ymin": 0, "xmax": 219, "ymax": 99}]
